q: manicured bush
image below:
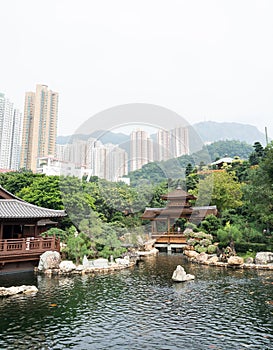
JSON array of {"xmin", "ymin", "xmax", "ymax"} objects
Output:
[
  {"xmin": 207, "ymin": 244, "xmax": 217, "ymax": 254},
  {"xmin": 235, "ymin": 242, "xmax": 270, "ymax": 253},
  {"xmin": 200, "ymin": 238, "xmax": 211, "ymax": 247},
  {"xmin": 195, "ymin": 244, "xmax": 207, "ymax": 253}
]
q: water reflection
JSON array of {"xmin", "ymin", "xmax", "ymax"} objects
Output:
[{"xmin": 0, "ymin": 254, "xmax": 273, "ymax": 349}]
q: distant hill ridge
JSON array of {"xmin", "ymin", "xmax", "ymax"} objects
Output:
[
  {"xmin": 57, "ymin": 121, "xmax": 267, "ymax": 149},
  {"xmin": 192, "ymin": 121, "xmax": 266, "ymax": 145}
]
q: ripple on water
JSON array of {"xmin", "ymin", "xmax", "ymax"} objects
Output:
[{"xmin": 0, "ymin": 255, "xmax": 273, "ymax": 349}]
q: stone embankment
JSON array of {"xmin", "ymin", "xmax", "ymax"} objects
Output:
[
  {"xmin": 184, "ymin": 250, "xmax": 273, "ymax": 270},
  {"xmin": 35, "ymin": 251, "xmax": 136, "ymax": 276}
]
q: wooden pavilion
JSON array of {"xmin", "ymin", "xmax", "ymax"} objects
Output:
[
  {"xmin": 142, "ymin": 186, "xmax": 217, "ymax": 252},
  {"xmin": 0, "ymin": 186, "xmax": 66, "ymax": 272}
]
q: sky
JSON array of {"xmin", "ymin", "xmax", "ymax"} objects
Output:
[{"xmin": 1, "ymin": 0, "xmax": 273, "ymax": 138}]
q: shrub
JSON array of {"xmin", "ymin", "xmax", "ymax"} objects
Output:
[
  {"xmin": 184, "ymin": 222, "xmax": 198, "ymax": 232},
  {"xmin": 235, "ymin": 242, "xmax": 270, "ymax": 253},
  {"xmin": 195, "ymin": 244, "xmax": 207, "ymax": 253},
  {"xmin": 41, "ymin": 227, "xmax": 68, "ymax": 242},
  {"xmin": 186, "ymin": 238, "xmax": 198, "ymax": 246},
  {"xmin": 207, "ymin": 244, "xmax": 217, "ymax": 254},
  {"xmin": 200, "ymin": 238, "xmax": 211, "ymax": 247}
]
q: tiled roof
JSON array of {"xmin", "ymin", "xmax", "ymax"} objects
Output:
[
  {"xmin": 0, "ymin": 199, "xmax": 66, "ymax": 219},
  {"xmin": 161, "ymin": 187, "xmax": 196, "ymax": 200}
]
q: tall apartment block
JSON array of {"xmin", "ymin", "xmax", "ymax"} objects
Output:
[
  {"xmin": 171, "ymin": 126, "xmax": 189, "ymax": 157},
  {"xmin": 20, "ymin": 84, "xmax": 58, "ymax": 172},
  {"xmin": 157, "ymin": 129, "xmax": 171, "ymax": 161},
  {"xmin": 130, "ymin": 129, "xmax": 154, "ymax": 171},
  {"xmin": 0, "ymin": 93, "xmax": 22, "ymax": 170}
]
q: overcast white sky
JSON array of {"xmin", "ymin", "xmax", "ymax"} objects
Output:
[{"xmin": 1, "ymin": 0, "xmax": 273, "ymax": 138}]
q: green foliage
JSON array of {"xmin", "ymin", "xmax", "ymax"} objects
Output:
[
  {"xmin": 216, "ymin": 222, "xmax": 243, "ymax": 247},
  {"xmin": 207, "ymin": 245, "xmax": 217, "ymax": 254},
  {"xmin": 195, "ymin": 245, "xmax": 208, "ymax": 253},
  {"xmin": 200, "ymin": 214, "xmax": 221, "ymax": 235},
  {"xmin": 192, "ymin": 170, "xmax": 243, "ymax": 213},
  {"xmin": 0, "ymin": 171, "xmax": 43, "ymax": 196},
  {"xmin": 243, "ymin": 142, "xmax": 273, "ymax": 230},
  {"xmin": 249, "ymin": 142, "xmax": 264, "ymax": 165},
  {"xmin": 184, "ymin": 222, "xmax": 198, "ymax": 232},
  {"xmin": 202, "ymin": 140, "xmax": 253, "ymax": 160},
  {"xmin": 64, "ymin": 232, "xmax": 94, "ymax": 264},
  {"xmin": 18, "ymin": 176, "xmax": 64, "ymax": 210},
  {"xmin": 41, "ymin": 227, "xmax": 68, "ymax": 242}
]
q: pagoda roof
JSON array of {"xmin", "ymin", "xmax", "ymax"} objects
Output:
[
  {"xmin": 142, "ymin": 205, "xmax": 217, "ymax": 220},
  {"xmin": 161, "ymin": 187, "xmax": 196, "ymax": 201},
  {"xmin": 0, "ymin": 199, "xmax": 66, "ymax": 219}
]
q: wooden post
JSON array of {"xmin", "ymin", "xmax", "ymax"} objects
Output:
[
  {"xmin": 152, "ymin": 221, "xmax": 156, "ymax": 234},
  {"xmin": 0, "ymin": 223, "xmax": 3, "ymax": 240},
  {"xmin": 167, "ymin": 217, "xmax": 170, "ymax": 233},
  {"xmin": 3, "ymin": 240, "xmax": 7, "ymax": 253}
]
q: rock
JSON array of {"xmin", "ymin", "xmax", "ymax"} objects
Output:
[
  {"xmin": 245, "ymin": 257, "xmax": 254, "ymax": 264},
  {"xmin": 255, "ymin": 252, "xmax": 273, "ymax": 265},
  {"xmin": 82, "ymin": 255, "xmax": 89, "ymax": 268},
  {"xmin": 138, "ymin": 248, "xmax": 158, "ymax": 257},
  {"xmin": 184, "ymin": 250, "xmax": 199, "ymax": 259},
  {"xmin": 0, "ymin": 285, "xmax": 38, "ymax": 297},
  {"xmin": 59, "ymin": 260, "xmax": 76, "ymax": 272},
  {"xmin": 38, "ymin": 251, "xmax": 61, "ymax": 271},
  {"xmin": 207, "ymin": 255, "xmax": 219, "ymax": 264},
  {"xmin": 92, "ymin": 258, "xmax": 109, "ymax": 268},
  {"xmin": 172, "ymin": 265, "xmax": 195, "ymax": 282},
  {"xmin": 227, "ymin": 256, "xmax": 244, "ymax": 266},
  {"xmin": 115, "ymin": 256, "xmax": 130, "ymax": 265},
  {"xmin": 144, "ymin": 239, "xmax": 156, "ymax": 251},
  {"xmin": 196, "ymin": 252, "xmax": 208, "ymax": 264}
]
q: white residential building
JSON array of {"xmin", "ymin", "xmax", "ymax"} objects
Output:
[
  {"xmin": 0, "ymin": 93, "xmax": 22, "ymax": 170},
  {"xmin": 170, "ymin": 126, "xmax": 189, "ymax": 157},
  {"xmin": 130, "ymin": 129, "xmax": 154, "ymax": 171}
]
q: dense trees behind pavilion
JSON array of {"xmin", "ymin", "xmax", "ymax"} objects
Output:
[{"xmin": 0, "ymin": 140, "xmax": 272, "ymax": 262}]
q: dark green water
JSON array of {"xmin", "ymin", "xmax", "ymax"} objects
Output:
[{"xmin": 0, "ymin": 255, "xmax": 273, "ymax": 350}]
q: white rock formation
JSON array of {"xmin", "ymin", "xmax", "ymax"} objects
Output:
[
  {"xmin": 59, "ymin": 260, "xmax": 76, "ymax": 272},
  {"xmin": 172, "ymin": 265, "xmax": 195, "ymax": 282},
  {"xmin": 255, "ymin": 252, "xmax": 273, "ymax": 265},
  {"xmin": 0, "ymin": 285, "xmax": 38, "ymax": 297},
  {"xmin": 38, "ymin": 251, "xmax": 61, "ymax": 271}
]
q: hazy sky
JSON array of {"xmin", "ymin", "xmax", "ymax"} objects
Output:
[{"xmin": 1, "ymin": 0, "xmax": 273, "ymax": 138}]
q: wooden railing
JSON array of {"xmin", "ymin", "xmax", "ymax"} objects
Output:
[{"xmin": 0, "ymin": 237, "xmax": 60, "ymax": 259}]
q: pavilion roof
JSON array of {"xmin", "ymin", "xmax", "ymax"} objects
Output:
[
  {"xmin": 0, "ymin": 199, "xmax": 66, "ymax": 219},
  {"xmin": 161, "ymin": 187, "xmax": 196, "ymax": 201},
  {"xmin": 142, "ymin": 205, "xmax": 217, "ymax": 220}
]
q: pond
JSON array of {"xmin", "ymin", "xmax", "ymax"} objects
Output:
[{"xmin": 0, "ymin": 255, "xmax": 273, "ymax": 350}]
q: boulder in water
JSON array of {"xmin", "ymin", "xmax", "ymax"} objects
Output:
[
  {"xmin": 172, "ymin": 265, "xmax": 195, "ymax": 282},
  {"xmin": 0, "ymin": 285, "xmax": 38, "ymax": 297}
]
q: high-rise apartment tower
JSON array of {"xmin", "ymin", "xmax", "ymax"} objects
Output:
[
  {"xmin": 20, "ymin": 84, "xmax": 58, "ymax": 172},
  {"xmin": 130, "ymin": 129, "xmax": 154, "ymax": 171},
  {"xmin": 0, "ymin": 93, "xmax": 22, "ymax": 170}
]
